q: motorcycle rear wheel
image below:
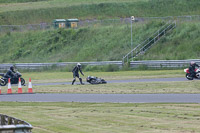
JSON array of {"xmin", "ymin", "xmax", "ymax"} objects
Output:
[
  {"xmin": 90, "ymin": 79, "xmax": 98, "ymax": 84},
  {"xmin": 0, "ymin": 78, "xmax": 7, "ymax": 86}
]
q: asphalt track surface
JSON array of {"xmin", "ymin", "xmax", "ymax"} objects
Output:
[
  {"xmin": 1, "ymin": 77, "xmax": 200, "ymax": 103},
  {"xmin": 33, "ymin": 77, "xmax": 188, "ymax": 86}
]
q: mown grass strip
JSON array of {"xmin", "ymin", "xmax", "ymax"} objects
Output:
[
  {"xmin": 0, "ymin": 102, "xmax": 200, "ymax": 133},
  {"xmin": 0, "ymin": 70, "xmax": 199, "ymax": 94},
  {"xmin": 1, "ymin": 81, "xmax": 199, "ymax": 94}
]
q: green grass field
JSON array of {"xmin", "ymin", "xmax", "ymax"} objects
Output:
[{"xmin": 1, "ymin": 102, "xmax": 200, "ymax": 133}]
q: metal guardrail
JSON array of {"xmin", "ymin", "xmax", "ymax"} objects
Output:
[
  {"xmin": 0, "ymin": 60, "xmax": 199, "ymax": 70},
  {"xmin": 0, "ymin": 61, "xmax": 123, "ymax": 71},
  {"xmin": 130, "ymin": 59, "xmax": 200, "ymax": 69},
  {"xmin": 0, "ymin": 114, "xmax": 32, "ymax": 133},
  {"xmin": 122, "ymin": 21, "xmax": 176, "ymax": 65}
]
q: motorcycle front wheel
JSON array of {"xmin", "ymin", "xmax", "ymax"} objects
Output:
[
  {"xmin": 186, "ymin": 73, "xmax": 193, "ymax": 80},
  {"xmin": 0, "ymin": 78, "xmax": 7, "ymax": 86}
]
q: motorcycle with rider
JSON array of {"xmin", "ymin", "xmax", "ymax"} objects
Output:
[
  {"xmin": 0, "ymin": 66, "xmax": 25, "ymax": 86},
  {"xmin": 184, "ymin": 61, "xmax": 200, "ymax": 80}
]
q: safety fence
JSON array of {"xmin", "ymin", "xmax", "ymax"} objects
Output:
[
  {"xmin": 0, "ymin": 114, "xmax": 32, "ymax": 133},
  {"xmin": 0, "ymin": 60, "xmax": 199, "ymax": 71},
  {"xmin": 0, "ymin": 61, "xmax": 122, "ymax": 71},
  {"xmin": 130, "ymin": 59, "xmax": 200, "ymax": 69},
  {"xmin": 0, "ymin": 15, "xmax": 200, "ymax": 33}
]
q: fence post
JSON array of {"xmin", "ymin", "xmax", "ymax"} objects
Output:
[{"xmin": 122, "ymin": 57, "xmax": 123, "ymax": 66}]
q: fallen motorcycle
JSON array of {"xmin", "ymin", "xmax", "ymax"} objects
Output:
[
  {"xmin": 86, "ymin": 76, "xmax": 107, "ymax": 84},
  {"xmin": 0, "ymin": 71, "xmax": 25, "ymax": 86},
  {"xmin": 184, "ymin": 67, "xmax": 200, "ymax": 80}
]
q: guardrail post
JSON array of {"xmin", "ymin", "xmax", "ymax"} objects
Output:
[{"xmin": 0, "ymin": 114, "xmax": 33, "ymax": 132}]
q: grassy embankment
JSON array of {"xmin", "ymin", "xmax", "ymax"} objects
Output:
[
  {"xmin": 0, "ymin": 20, "xmax": 199, "ymax": 63},
  {"xmin": 1, "ymin": 102, "xmax": 200, "ymax": 133},
  {"xmin": 0, "ymin": 21, "xmax": 166, "ymax": 63},
  {"xmin": 0, "ymin": 0, "xmax": 200, "ymax": 25},
  {"xmin": 0, "ymin": 0, "xmax": 199, "ymax": 63},
  {"xmin": 139, "ymin": 21, "xmax": 200, "ymax": 60}
]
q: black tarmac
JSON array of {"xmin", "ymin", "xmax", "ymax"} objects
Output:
[{"xmin": 0, "ymin": 77, "xmax": 199, "ymax": 103}]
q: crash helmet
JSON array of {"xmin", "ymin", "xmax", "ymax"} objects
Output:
[
  {"xmin": 77, "ymin": 63, "xmax": 81, "ymax": 67},
  {"xmin": 10, "ymin": 66, "xmax": 14, "ymax": 71},
  {"xmin": 190, "ymin": 61, "xmax": 195, "ymax": 65}
]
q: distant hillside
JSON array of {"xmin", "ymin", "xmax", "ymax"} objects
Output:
[{"xmin": 0, "ymin": 0, "xmax": 200, "ymax": 25}]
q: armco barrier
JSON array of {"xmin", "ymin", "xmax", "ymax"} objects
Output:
[
  {"xmin": 0, "ymin": 60, "xmax": 199, "ymax": 70},
  {"xmin": 0, "ymin": 114, "xmax": 32, "ymax": 133},
  {"xmin": 0, "ymin": 61, "xmax": 123, "ymax": 71},
  {"xmin": 130, "ymin": 59, "xmax": 200, "ymax": 68}
]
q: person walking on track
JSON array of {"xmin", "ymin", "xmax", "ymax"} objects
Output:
[{"xmin": 72, "ymin": 63, "xmax": 84, "ymax": 85}]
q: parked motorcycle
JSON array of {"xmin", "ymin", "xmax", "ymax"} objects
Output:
[
  {"xmin": 184, "ymin": 67, "xmax": 200, "ymax": 80},
  {"xmin": 86, "ymin": 76, "xmax": 107, "ymax": 84},
  {"xmin": 0, "ymin": 71, "xmax": 25, "ymax": 86}
]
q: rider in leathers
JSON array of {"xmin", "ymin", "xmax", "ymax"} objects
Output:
[
  {"xmin": 189, "ymin": 61, "xmax": 199, "ymax": 77},
  {"xmin": 72, "ymin": 63, "xmax": 84, "ymax": 85},
  {"xmin": 5, "ymin": 66, "xmax": 16, "ymax": 79}
]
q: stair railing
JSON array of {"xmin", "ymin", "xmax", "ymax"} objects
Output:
[{"xmin": 122, "ymin": 21, "xmax": 176, "ymax": 65}]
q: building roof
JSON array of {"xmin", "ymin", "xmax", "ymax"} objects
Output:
[
  {"xmin": 53, "ymin": 19, "xmax": 66, "ymax": 22},
  {"xmin": 66, "ymin": 19, "xmax": 79, "ymax": 22}
]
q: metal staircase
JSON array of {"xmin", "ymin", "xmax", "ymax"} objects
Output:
[{"xmin": 122, "ymin": 21, "xmax": 176, "ymax": 65}]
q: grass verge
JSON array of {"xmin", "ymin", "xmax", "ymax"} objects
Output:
[
  {"xmin": 1, "ymin": 81, "xmax": 200, "ymax": 94},
  {"xmin": 1, "ymin": 70, "xmax": 200, "ymax": 94},
  {"xmin": 0, "ymin": 102, "xmax": 200, "ymax": 133},
  {"xmin": 0, "ymin": 69, "xmax": 185, "ymax": 84}
]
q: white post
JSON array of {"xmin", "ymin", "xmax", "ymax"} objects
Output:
[{"xmin": 131, "ymin": 16, "xmax": 135, "ymax": 61}]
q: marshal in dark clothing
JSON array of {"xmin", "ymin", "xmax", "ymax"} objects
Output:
[{"xmin": 72, "ymin": 63, "xmax": 84, "ymax": 85}]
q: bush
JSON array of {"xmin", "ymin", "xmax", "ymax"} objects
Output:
[{"xmin": 84, "ymin": 64, "xmax": 119, "ymax": 72}]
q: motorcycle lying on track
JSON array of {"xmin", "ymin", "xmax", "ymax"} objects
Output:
[
  {"xmin": 184, "ymin": 67, "xmax": 200, "ymax": 80},
  {"xmin": 86, "ymin": 76, "xmax": 107, "ymax": 84},
  {"xmin": 0, "ymin": 71, "xmax": 25, "ymax": 86}
]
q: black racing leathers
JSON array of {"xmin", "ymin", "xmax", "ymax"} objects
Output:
[
  {"xmin": 5, "ymin": 69, "xmax": 15, "ymax": 79},
  {"xmin": 72, "ymin": 66, "xmax": 84, "ymax": 85},
  {"xmin": 189, "ymin": 63, "xmax": 199, "ymax": 77}
]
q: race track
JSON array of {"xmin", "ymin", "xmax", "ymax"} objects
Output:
[
  {"xmin": 33, "ymin": 77, "xmax": 188, "ymax": 86},
  {"xmin": 0, "ymin": 93, "xmax": 200, "ymax": 103},
  {"xmin": 1, "ymin": 77, "xmax": 199, "ymax": 103}
]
